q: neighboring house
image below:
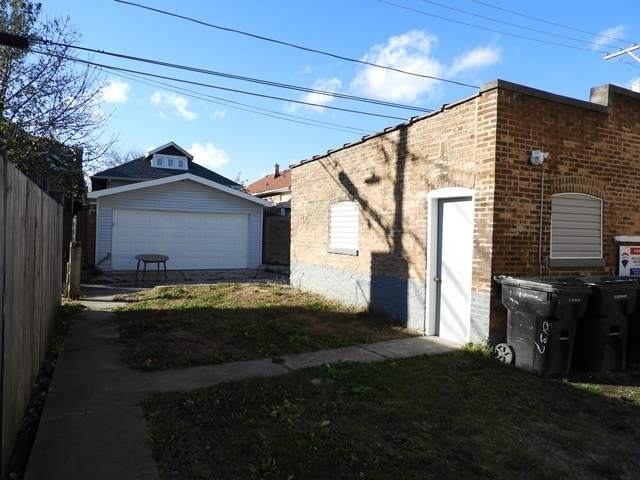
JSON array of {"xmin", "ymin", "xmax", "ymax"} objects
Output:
[
  {"xmin": 289, "ymin": 79, "xmax": 640, "ymax": 346},
  {"xmin": 90, "ymin": 142, "xmax": 241, "ymax": 191},
  {"xmin": 88, "ymin": 142, "xmax": 271, "ymax": 271},
  {"xmin": 39, "ymin": 147, "xmax": 85, "ymax": 214},
  {"xmin": 245, "ymin": 163, "xmax": 292, "ymax": 215}
]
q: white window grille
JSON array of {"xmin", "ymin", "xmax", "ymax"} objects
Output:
[{"xmin": 328, "ymin": 201, "xmax": 359, "ymax": 255}]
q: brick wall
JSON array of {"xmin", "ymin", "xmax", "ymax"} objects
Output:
[
  {"xmin": 292, "ymin": 91, "xmax": 497, "ymax": 334},
  {"xmin": 291, "ymin": 79, "xmax": 640, "ymax": 342},
  {"xmin": 490, "ymin": 83, "xmax": 640, "ymax": 278},
  {"xmin": 292, "ymin": 96, "xmax": 493, "ymax": 277}
]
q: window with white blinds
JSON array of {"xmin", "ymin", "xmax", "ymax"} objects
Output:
[
  {"xmin": 328, "ymin": 201, "xmax": 359, "ymax": 255},
  {"xmin": 550, "ymin": 193, "xmax": 602, "ymax": 260}
]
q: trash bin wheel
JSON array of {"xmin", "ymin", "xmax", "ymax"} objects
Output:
[{"xmin": 494, "ymin": 343, "xmax": 514, "ymax": 365}]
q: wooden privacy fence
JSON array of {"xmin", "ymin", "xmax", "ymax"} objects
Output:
[
  {"xmin": 1, "ymin": 154, "xmax": 63, "ymax": 474},
  {"xmin": 262, "ymin": 213, "xmax": 290, "ymax": 266}
]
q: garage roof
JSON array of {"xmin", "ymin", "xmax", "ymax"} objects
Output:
[
  {"xmin": 88, "ymin": 173, "xmax": 271, "ymax": 207},
  {"xmin": 90, "ymin": 142, "xmax": 241, "ymax": 190}
]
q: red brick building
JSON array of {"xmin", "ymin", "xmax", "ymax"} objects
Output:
[{"xmin": 289, "ymin": 79, "xmax": 640, "ymax": 345}]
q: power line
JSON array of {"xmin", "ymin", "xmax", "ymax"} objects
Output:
[
  {"xmin": 470, "ymin": 0, "xmax": 634, "ymax": 47},
  {"xmin": 105, "ymin": 69, "xmax": 374, "ymax": 135},
  {"xmin": 419, "ymin": 0, "xmax": 625, "ymax": 50},
  {"xmin": 114, "ymin": 0, "xmax": 479, "ymax": 90},
  {"xmin": 379, "ymin": 0, "xmax": 609, "ymax": 53},
  {"xmin": 31, "ymin": 48, "xmax": 412, "ymax": 121},
  {"xmin": 37, "ymin": 40, "xmax": 433, "ymax": 114}
]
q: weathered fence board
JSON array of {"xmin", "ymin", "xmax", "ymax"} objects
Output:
[
  {"xmin": 262, "ymin": 214, "xmax": 290, "ymax": 266},
  {"xmin": 1, "ymin": 154, "xmax": 63, "ymax": 474}
]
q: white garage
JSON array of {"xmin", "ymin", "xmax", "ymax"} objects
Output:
[
  {"xmin": 88, "ymin": 173, "xmax": 271, "ymax": 271},
  {"xmin": 112, "ymin": 209, "xmax": 250, "ymax": 270}
]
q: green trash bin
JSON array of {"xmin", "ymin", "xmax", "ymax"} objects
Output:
[
  {"xmin": 574, "ymin": 277, "xmax": 640, "ymax": 372},
  {"xmin": 495, "ymin": 276, "xmax": 591, "ymax": 376}
]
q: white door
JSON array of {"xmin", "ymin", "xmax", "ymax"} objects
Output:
[
  {"xmin": 111, "ymin": 209, "xmax": 249, "ymax": 270},
  {"xmin": 435, "ymin": 197, "xmax": 473, "ymax": 343}
]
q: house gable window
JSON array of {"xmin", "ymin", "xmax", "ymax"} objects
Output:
[
  {"xmin": 151, "ymin": 154, "xmax": 188, "ymax": 170},
  {"xmin": 549, "ymin": 192, "xmax": 605, "ymax": 267},
  {"xmin": 328, "ymin": 201, "xmax": 359, "ymax": 256}
]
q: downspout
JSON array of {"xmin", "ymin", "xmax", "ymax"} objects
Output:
[{"xmin": 538, "ymin": 163, "xmax": 546, "ymax": 277}]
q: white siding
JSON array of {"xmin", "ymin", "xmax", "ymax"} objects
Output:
[{"xmin": 94, "ymin": 180, "xmax": 264, "ymax": 270}]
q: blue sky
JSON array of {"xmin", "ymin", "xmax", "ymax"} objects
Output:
[{"xmin": 45, "ymin": 0, "xmax": 640, "ymax": 185}]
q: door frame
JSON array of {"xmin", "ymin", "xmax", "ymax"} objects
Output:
[{"xmin": 425, "ymin": 187, "xmax": 475, "ymax": 336}]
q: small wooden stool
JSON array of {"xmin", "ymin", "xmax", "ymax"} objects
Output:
[{"xmin": 135, "ymin": 254, "xmax": 169, "ymax": 280}]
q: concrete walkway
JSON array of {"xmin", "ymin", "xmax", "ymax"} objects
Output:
[{"xmin": 24, "ymin": 281, "xmax": 460, "ymax": 480}]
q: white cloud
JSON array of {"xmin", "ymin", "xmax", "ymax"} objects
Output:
[
  {"xmin": 150, "ymin": 91, "xmax": 197, "ymax": 120},
  {"xmin": 350, "ymin": 30, "xmax": 500, "ymax": 103},
  {"xmin": 350, "ymin": 30, "xmax": 444, "ymax": 102},
  {"xmin": 211, "ymin": 109, "xmax": 227, "ymax": 120},
  {"xmin": 101, "ymin": 79, "xmax": 130, "ymax": 103},
  {"xmin": 449, "ymin": 45, "xmax": 501, "ymax": 76},
  {"xmin": 188, "ymin": 142, "xmax": 229, "ymax": 170},
  {"xmin": 594, "ymin": 25, "xmax": 626, "ymax": 48},
  {"xmin": 288, "ymin": 77, "xmax": 342, "ymax": 113}
]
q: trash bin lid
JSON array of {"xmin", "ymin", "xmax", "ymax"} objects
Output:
[
  {"xmin": 494, "ymin": 276, "xmax": 592, "ymax": 293},
  {"xmin": 579, "ymin": 276, "xmax": 640, "ymax": 286},
  {"xmin": 578, "ymin": 276, "xmax": 640, "ymax": 294}
]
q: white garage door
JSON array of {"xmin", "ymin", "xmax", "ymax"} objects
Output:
[{"xmin": 112, "ymin": 209, "xmax": 250, "ymax": 270}]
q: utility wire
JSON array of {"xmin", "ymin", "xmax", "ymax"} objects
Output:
[
  {"xmin": 107, "ymin": 69, "xmax": 374, "ymax": 135},
  {"xmin": 31, "ymin": 48, "xmax": 412, "ymax": 121},
  {"xmin": 36, "ymin": 40, "xmax": 433, "ymax": 114},
  {"xmin": 114, "ymin": 0, "xmax": 479, "ymax": 90},
  {"xmin": 379, "ymin": 0, "xmax": 608, "ymax": 53},
  {"xmin": 470, "ymin": 0, "xmax": 634, "ymax": 47},
  {"xmin": 420, "ymin": 0, "xmax": 626, "ymax": 50}
]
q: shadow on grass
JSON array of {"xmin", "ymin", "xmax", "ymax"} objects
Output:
[
  {"xmin": 114, "ymin": 285, "xmax": 415, "ymax": 372},
  {"xmin": 141, "ymin": 350, "xmax": 640, "ymax": 480},
  {"xmin": 565, "ymin": 361, "xmax": 640, "ymax": 390}
]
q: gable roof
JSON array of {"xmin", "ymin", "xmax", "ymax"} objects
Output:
[
  {"xmin": 87, "ymin": 173, "xmax": 272, "ymax": 207},
  {"xmin": 91, "ymin": 141, "xmax": 240, "ymax": 189},
  {"xmin": 146, "ymin": 141, "xmax": 193, "ymax": 159},
  {"xmin": 246, "ymin": 166, "xmax": 292, "ymax": 196}
]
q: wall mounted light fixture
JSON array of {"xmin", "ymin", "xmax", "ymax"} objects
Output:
[{"xmin": 530, "ymin": 150, "xmax": 549, "ymax": 165}]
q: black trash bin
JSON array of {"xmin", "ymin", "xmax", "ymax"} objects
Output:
[
  {"xmin": 573, "ymin": 277, "xmax": 640, "ymax": 372},
  {"xmin": 494, "ymin": 276, "xmax": 591, "ymax": 376},
  {"xmin": 629, "ymin": 287, "xmax": 640, "ymax": 364}
]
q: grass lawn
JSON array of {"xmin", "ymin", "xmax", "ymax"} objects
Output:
[
  {"xmin": 115, "ymin": 283, "xmax": 416, "ymax": 371},
  {"xmin": 117, "ymin": 283, "xmax": 640, "ymax": 479}
]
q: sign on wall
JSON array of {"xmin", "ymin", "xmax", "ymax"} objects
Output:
[{"xmin": 619, "ymin": 246, "xmax": 640, "ymax": 275}]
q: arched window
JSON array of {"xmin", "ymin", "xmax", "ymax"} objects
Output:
[{"xmin": 328, "ymin": 201, "xmax": 359, "ymax": 255}]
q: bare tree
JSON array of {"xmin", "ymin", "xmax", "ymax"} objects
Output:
[
  {"xmin": 100, "ymin": 145, "xmax": 146, "ymax": 169},
  {"xmin": 0, "ymin": 0, "xmax": 112, "ymax": 191}
]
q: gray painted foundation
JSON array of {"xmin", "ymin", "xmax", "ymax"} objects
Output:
[
  {"xmin": 290, "ymin": 262, "xmax": 426, "ymax": 332},
  {"xmin": 470, "ymin": 291, "xmax": 491, "ymax": 344},
  {"xmin": 291, "ymin": 261, "xmax": 492, "ymax": 342}
]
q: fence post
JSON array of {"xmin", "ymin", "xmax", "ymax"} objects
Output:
[
  {"xmin": 0, "ymin": 151, "xmax": 6, "ymax": 474},
  {"xmin": 65, "ymin": 241, "xmax": 82, "ymax": 299}
]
